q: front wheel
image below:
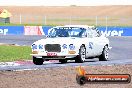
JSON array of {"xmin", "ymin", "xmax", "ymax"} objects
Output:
[
  {"xmin": 33, "ymin": 56, "xmax": 44, "ymax": 65},
  {"xmin": 99, "ymin": 45, "xmax": 109, "ymax": 61},
  {"xmin": 75, "ymin": 45, "xmax": 86, "ymax": 63}
]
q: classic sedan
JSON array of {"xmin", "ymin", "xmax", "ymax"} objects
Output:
[{"xmin": 30, "ymin": 25, "xmax": 111, "ymax": 65}]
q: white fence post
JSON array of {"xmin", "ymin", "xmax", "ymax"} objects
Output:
[
  {"xmin": 44, "ymin": 16, "xmax": 47, "ymax": 25},
  {"xmin": 69, "ymin": 16, "xmax": 71, "ymax": 25},
  {"xmin": 106, "ymin": 16, "xmax": 108, "ymax": 32},
  {"xmin": 20, "ymin": 14, "xmax": 22, "ymax": 24},
  {"xmin": 96, "ymin": 16, "xmax": 98, "ymax": 26}
]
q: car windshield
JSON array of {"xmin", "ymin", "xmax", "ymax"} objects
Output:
[{"xmin": 48, "ymin": 27, "xmax": 86, "ymax": 37}]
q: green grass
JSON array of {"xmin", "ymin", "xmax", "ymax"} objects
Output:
[
  {"xmin": 0, "ymin": 45, "xmax": 32, "ymax": 62},
  {"xmin": 0, "ymin": 23, "xmax": 57, "ymax": 26},
  {"xmin": 0, "ymin": 23, "xmax": 23, "ymax": 26},
  {"xmin": 0, "ymin": 22, "xmax": 132, "ymax": 27}
]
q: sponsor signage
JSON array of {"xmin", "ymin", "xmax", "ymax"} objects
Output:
[
  {"xmin": 0, "ymin": 26, "xmax": 24, "ymax": 35},
  {"xmin": 24, "ymin": 26, "xmax": 45, "ymax": 35},
  {"xmin": 98, "ymin": 26, "xmax": 132, "ymax": 36},
  {"xmin": 76, "ymin": 66, "xmax": 131, "ymax": 85},
  {"xmin": 0, "ymin": 26, "xmax": 132, "ymax": 36},
  {"xmin": 0, "ymin": 28, "xmax": 8, "ymax": 35}
]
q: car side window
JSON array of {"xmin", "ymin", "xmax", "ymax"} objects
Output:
[
  {"xmin": 91, "ymin": 28, "xmax": 101, "ymax": 37},
  {"xmin": 96, "ymin": 29, "xmax": 101, "ymax": 37},
  {"xmin": 86, "ymin": 30, "xmax": 93, "ymax": 38},
  {"xmin": 82, "ymin": 31, "xmax": 87, "ymax": 37}
]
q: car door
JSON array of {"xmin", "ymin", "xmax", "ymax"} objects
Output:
[
  {"xmin": 85, "ymin": 29, "xmax": 95, "ymax": 58},
  {"xmin": 91, "ymin": 29, "xmax": 104, "ymax": 56}
]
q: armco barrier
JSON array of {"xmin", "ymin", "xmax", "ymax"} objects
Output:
[{"xmin": 0, "ymin": 26, "xmax": 132, "ymax": 36}]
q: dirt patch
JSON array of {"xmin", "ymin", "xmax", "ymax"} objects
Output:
[
  {"xmin": 0, "ymin": 5, "xmax": 132, "ymax": 16},
  {"xmin": 1, "ymin": 5, "xmax": 132, "ymax": 25},
  {"xmin": 0, "ymin": 65, "xmax": 131, "ymax": 88}
]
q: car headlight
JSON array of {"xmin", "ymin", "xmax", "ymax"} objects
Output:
[
  {"xmin": 32, "ymin": 44, "xmax": 37, "ymax": 50},
  {"xmin": 62, "ymin": 44, "xmax": 68, "ymax": 49},
  {"xmin": 68, "ymin": 44, "xmax": 76, "ymax": 54},
  {"xmin": 69, "ymin": 44, "xmax": 75, "ymax": 50},
  {"xmin": 62, "ymin": 44, "xmax": 76, "ymax": 54},
  {"xmin": 32, "ymin": 44, "xmax": 44, "ymax": 50}
]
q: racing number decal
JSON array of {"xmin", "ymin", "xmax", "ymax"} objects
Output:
[{"xmin": 89, "ymin": 42, "xmax": 93, "ymax": 49}]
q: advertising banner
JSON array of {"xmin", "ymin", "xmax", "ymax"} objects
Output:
[
  {"xmin": 0, "ymin": 26, "xmax": 24, "ymax": 35},
  {"xmin": 42, "ymin": 26, "xmax": 132, "ymax": 36},
  {"xmin": 0, "ymin": 26, "xmax": 132, "ymax": 36},
  {"xmin": 24, "ymin": 26, "xmax": 45, "ymax": 35},
  {"xmin": 98, "ymin": 26, "xmax": 132, "ymax": 36}
]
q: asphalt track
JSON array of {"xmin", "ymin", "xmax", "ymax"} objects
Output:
[{"xmin": 0, "ymin": 35, "xmax": 132, "ymax": 71}]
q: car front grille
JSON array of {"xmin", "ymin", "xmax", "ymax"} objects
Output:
[{"xmin": 45, "ymin": 44, "xmax": 61, "ymax": 52}]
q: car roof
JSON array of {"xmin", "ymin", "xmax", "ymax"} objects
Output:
[{"xmin": 53, "ymin": 25, "xmax": 95, "ymax": 30}]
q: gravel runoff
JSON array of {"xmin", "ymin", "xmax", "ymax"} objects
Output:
[{"xmin": 0, "ymin": 64, "xmax": 131, "ymax": 88}]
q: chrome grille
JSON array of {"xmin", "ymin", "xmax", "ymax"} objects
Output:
[{"xmin": 45, "ymin": 44, "xmax": 61, "ymax": 52}]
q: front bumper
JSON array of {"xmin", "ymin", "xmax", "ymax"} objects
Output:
[{"xmin": 30, "ymin": 53, "xmax": 78, "ymax": 59}]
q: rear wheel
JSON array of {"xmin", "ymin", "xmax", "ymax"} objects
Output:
[
  {"xmin": 75, "ymin": 45, "xmax": 86, "ymax": 63},
  {"xmin": 99, "ymin": 45, "xmax": 109, "ymax": 61},
  {"xmin": 33, "ymin": 56, "xmax": 44, "ymax": 65},
  {"xmin": 59, "ymin": 59, "xmax": 67, "ymax": 64}
]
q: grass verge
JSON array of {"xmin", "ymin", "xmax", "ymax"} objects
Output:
[
  {"xmin": 0, "ymin": 45, "xmax": 32, "ymax": 62},
  {"xmin": 0, "ymin": 23, "xmax": 57, "ymax": 26}
]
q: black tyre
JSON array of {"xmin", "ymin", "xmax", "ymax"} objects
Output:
[
  {"xmin": 75, "ymin": 45, "xmax": 86, "ymax": 63},
  {"xmin": 59, "ymin": 59, "xmax": 67, "ymax": 63},
  {"xmin": 33, "ymin": 56, "xmax": 44, "ymax": 65},
  {"xmin": 99, "ymin": 45, "xmax": 109, "ymax": 61}
]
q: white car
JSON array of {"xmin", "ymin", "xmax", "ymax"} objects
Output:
[{"xmin": 30, "ymin": 25, "xmax": 111, "ymax": 65}]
